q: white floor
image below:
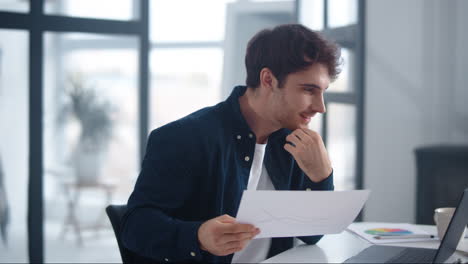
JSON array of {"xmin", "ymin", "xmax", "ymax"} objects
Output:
[
  {"xmin": 2, "ymin": 184, "xmax": 130, "ymax": 263},
  {"xmin": 1, "ymin": 221, "xmax": 121, "ymax": 263}
]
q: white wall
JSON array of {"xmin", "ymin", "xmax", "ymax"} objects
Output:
[{"xmin": 364, "ymin": 0, "xmax": 468, "ymax": 223}]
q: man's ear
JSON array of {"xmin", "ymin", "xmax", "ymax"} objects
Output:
[{"xmin": 259, "ymin": 68, "xmax": 278, "ymax": 90}]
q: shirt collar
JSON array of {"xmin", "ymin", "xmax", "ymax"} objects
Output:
[
  {"xmin": 225, "ymin": 85, "xmax": 289, "ymax": 142},
  {"xmin": 226, "ymin": 86, "xmax": 251, "ymax": 133}
]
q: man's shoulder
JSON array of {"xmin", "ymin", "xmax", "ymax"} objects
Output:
[
  {"xmin": 149, "ymin": 102, "xmax": 228, "ymax": 140},
  {"xmin": 180, "ymin": 102, "xmax": 226, "ymax": 127}
]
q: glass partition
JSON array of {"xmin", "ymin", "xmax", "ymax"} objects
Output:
[
  {"xmin": 298, "ymin": 0, "xmax": 324, "ymax": 31},
  {"xmin": 327, "ymin": 103, "xmax": 356, "ymax": 190},
  {"xmin": 0, "ymin": 0, "xmax": 28, "ymax": 13},
  {"xmin": 45, "ymin": 0, "xmax": 138, "ymax": 20},
  {"xmin": 0, "ymin": 29, "xmax": 29, "ymax": 263},
  {"xmin": 149, "ymin": 48, "xmax": 223, "ymax": 129},
  {"xmin": 328, "ymin": 48, "xmax": 354, "ymax": 93},
  {"xmin": 309, "ymin": 113, "xmax": 323, "ymax": 136},
  {"xmin": 327, "ymin": 0, "xmax": 357, "ymax": 28},
  {"xmin": 150, "ymin": 0, "xmax": 234, "ymax": 42},
  {"xmin": 43, "ymin": 32, "xmax": 138, "ymax": 262}
]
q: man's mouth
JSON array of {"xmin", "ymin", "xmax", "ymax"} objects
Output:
[{"xmin": 300, "ymin": 113, "xmax": 312, "ymax": 123}]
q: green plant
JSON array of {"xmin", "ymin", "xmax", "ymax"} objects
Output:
[{"xmin": 60, "ymin": 73, "xmax": 115, "ymax": 150}]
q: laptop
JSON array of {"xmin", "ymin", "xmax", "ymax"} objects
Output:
[{"xmin": 344, "ymin": 188, "xmax": 468, "ymax": 263}]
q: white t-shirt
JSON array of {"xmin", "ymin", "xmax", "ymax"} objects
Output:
[{"xmin": 232, "ymin": 143, "xmax": 275, "ymax": 263}]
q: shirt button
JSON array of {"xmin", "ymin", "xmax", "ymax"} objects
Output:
[
  {"xmin": 237, "ymin": 135, "xmax": 241, "ymax": 140},
  {"xmin": 306, "ymin": 188, "xmax": 311, "ymax": 191},
  {"xmin": 190, "ymin": 252, "xmax": 196, "ymax": 257},
  {"xmin": 244, "ymin": 156, "xmax": 250, "ymax": 162},
  {"xmin": 249, "ymin": 133, "xmax": 253, "ymax": 138}
]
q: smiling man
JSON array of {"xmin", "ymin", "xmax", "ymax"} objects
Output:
[{"xmin": 122, "ymin": 24, "xmax": 341, "ymax": 263}]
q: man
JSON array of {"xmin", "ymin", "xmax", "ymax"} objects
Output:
[{"xmin": 122, "ymin": 24, "xmax": 341, "ymax": 263}]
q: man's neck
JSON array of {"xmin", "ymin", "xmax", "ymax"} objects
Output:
[{"xmin": 238, "ymin": 87, "xmax": 280, "ymax": 144}]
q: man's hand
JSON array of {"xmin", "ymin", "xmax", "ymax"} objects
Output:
[
  {"xmin": 284, "ymin": 128, "xmax": 332, "ymax": 182},
  {"xmin": 197, "ymin": 214, "xmax": 260, "ymax": 256}
]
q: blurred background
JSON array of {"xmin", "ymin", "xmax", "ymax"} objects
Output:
[{"xmin": 0, "ymin": 0, "xmax": 466, "ymax": 262}]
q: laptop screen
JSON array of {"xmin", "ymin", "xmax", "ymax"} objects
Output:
[{"xmin": 434, "ymin": 188, "xmax": 468, "ymax": 263}]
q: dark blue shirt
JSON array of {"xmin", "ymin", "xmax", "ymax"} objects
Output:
[{"xmin": 122, "ymin": 86, "xmax": 334, "ymax": 263}]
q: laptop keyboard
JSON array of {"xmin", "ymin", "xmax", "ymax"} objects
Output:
[{"xmin": 386, "ymin": 248, "xmax": 436, "ymax": 263}]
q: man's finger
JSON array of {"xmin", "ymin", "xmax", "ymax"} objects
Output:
[
  {"xmin": 217, "ymin": 214, "xmax": 237, "ymax": 226},
  {"xmin": 301, "ymin": 128, "xmax": 322, "ymax": 143},
  {"xmin": 294, "ymin": 129, "xmax": 311, "ymax": 142},
  {"xmin": 286, "ymin": 134, "xmax": 301, "ymax": 146},
  {"xmin": 222, "ymin": 222, "xmax": 256, "ymax": 234},
  {"xmin": 284, "ymin": 143, "xmax": 296, "ymax": 155},
  {"xmin": 224, "ymin": 238, "xmax": 250, "ymax": 251},
  {"xmin": 218, "ymin": 214, "xmax": 236, "ymax": 223},
  {"xmin": 300, "ymin": 128, "xmax": 314, "ymax": 137},
  {"xmin": 224, "ymin": 247, "xmax": 243, "ymax": 256},
  {"xmin": 219, "ymin": 231, "xmax": 256, "ymax": 244}
]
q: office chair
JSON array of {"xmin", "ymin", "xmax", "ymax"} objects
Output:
[
  {"xmin": 415, "ymin": 145, "xmax": 468, "ymax": 224},
  {"xmin": 106, "ymin": 204, "xmax": 134, "ymax": 263}
]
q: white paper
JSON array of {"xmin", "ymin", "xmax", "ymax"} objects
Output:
[
  {"xmin": 235, "ymin": 190, "xmax": 370, "ymax": 238},
  {"xmin": 346, "ymin": 222, "xmax": 438, "ymax": 244}
]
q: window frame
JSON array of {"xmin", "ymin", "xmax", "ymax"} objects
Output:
[
  {"xmin": 296, "ymin": 0, "xmax": 366, "ymax": 191},
  {"xmin": 0, "ymin": 1, "xmax": 149, "ymax": 262}
]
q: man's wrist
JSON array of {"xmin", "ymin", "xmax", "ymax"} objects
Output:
[
  {"xmin": 197, "ymin": 223, "xmax": 207, "ymax": 251},
  {"xmin": 306, "ymin": 167, "xmax": 332, "ymax": 183}
]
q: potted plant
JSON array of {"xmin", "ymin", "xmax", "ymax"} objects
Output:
[{"xmin": 60, "ymin": 73, "xmax": 115, "ymax": 184}]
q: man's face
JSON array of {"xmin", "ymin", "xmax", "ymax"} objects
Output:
[{"xmin": 269, "ymin": 63, "xmax": 330, "ymax": 131}]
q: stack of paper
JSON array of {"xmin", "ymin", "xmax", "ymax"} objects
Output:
[{"xmin": 346, "ymin": 222, "xmax": 438, "ymax": 244}]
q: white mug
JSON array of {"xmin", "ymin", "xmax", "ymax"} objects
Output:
[{"xmin": 433, "ymin": 207, "xmax": 466, "ymax": 244}]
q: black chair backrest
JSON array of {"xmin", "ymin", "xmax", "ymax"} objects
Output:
[
  {"xmin": 106, "ymin": 204, "xmax": 134, "ymax": 263},
  {"xmin": 415, "ymin": 145, "xmax": 468, "ymax": 224}
]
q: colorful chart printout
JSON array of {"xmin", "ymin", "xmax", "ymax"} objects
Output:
[{"xmin": 365, "ymin": 228, "xmax": 413, "ymax": 236}]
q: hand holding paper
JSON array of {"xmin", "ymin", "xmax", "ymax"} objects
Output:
[{"xmin": 236, "ymin": 190, "xmax": 370, "ymax": 239}]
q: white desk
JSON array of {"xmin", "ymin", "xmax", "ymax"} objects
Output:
[{"xmin": 263, "ymin": 224, "xmax": 468, "ymax": 263}]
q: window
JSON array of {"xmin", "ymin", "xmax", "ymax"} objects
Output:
[
  {"xmin": 45, "ymin": 0, "xmax": 137, "ymax": 20},
  {"xmin": 0, "ymin": 1, "xmax": 148, "ymax": 262},
  {"xmin": 0, "ymin": 0, "xmax": 29, "ymax": 13},
  {"xmin": 298, "ymin": 0, "xmax": 365, "ymax": 191},
  {"xmin": 43, "ymin": 33, "xmax": 139, "ymax": 262},
  {"xmin": 150, "ymin": 0, "xmax": 230, "ymax": 43},
  {"xmin": 327, "ymin": 0, "xmax": 357, "ymax": 28},
  {"xmin": 150, "ymin": 48, "xmax": 223, "ymax": 128},
  {"xmin": 149, "ymin": 0, "xmax": 295, "ymax": 130},
  {"xmin": 149, "ymin": 0, "xmax": 233, "ymax": 130},
  {"xmin": 0, "ymin": 29, "xmax": 29, "ymax": 263}
]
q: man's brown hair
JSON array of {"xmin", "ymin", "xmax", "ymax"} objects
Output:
[{"xmin": 245, "ymin": 24, "xmax": 341, "ymax": 88}]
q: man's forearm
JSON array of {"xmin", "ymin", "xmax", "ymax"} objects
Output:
[{"xmin": 122, "ymin": 207, "xmax": 204, "ymax": 262}]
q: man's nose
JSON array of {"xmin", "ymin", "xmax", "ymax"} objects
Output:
[{"xmin": 310, "ymin": 96, "xmax": 326, "ymax": 114}]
